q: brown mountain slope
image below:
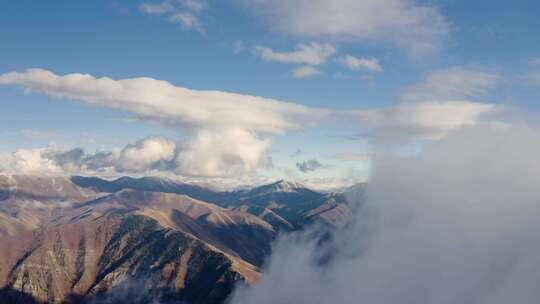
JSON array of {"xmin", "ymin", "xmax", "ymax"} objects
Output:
[
  {"xmin": 76, "ymin": 189, "xmax": 276, "ymax": 266},
  {"xmin": 0, "ymin": 176, "xmax": 266, "ymax": 303},
  {"xmin": 70, "ymin": 176, "xmax": 352, "ymax": 230},
  {"xmin": 4, "ymin": 212, "xmax": 258, "ymax": 304},
  {"xmin": 0, "ymin": 175, "xmax": 354, "ymax": 303}
]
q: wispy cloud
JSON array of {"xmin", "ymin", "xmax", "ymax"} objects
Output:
[
  {"xmin": 352, "ymin": 101, "xmax": 499, "ymax": 141},
  {"xmin": 254, "ymin": 43, "xmax": 336, "ymax": 66},
  {"xmin": 336, "ymin": 55, "xmax": 383, "ymax": 73},
  {"xmin": 401, "ymin": 66, "xmax": 500, "ymax": 102},
  {"xmin": 140, "ymin": 1, "xmax": 173, "ymax": 15},
  {"xmin": 140, "ymin": 0, "xmax": 206, "ymax": 32},
  {"xmin": 253, "ymin": 43, "xmax": 334, "ymax": 79},
  {"xmin": 239, "ymin": 0, "xmax": 449, "ymax": 55},
  {"xmin": 290, "ymin": 66, "xmax": 323, "ymax": 79}
]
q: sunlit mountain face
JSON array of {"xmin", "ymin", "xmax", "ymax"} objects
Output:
[
  {"xmin": 0, "ymin": 175, "xmax": 356, "ymax": 303},
  {"xmin": 2, "ymin": 0, "xmax": 540, "ymax": 303}
]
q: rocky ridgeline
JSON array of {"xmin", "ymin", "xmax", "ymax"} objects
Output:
[{"xmin": 0, "ymin": 175, "xmax": 355, "ymax": 303}]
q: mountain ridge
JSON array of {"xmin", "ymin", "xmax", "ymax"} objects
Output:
[{"xmin": 0, "ymin": 174, "xmax": 357, "ymax": 303}]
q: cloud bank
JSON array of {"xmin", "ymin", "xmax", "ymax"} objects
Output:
[
  {"xmin": 231, "ymin": 122, "xmax": 540, "ymax": 304},
  {"xmin": 0, "ymin": 67, "xmax": 501, "ymax": 176},
  {"xmin": 350, "ymin": 67, "xmax": 501, "ymax": 141},
  {"xmin": 353, "ymin": 101, "xmax": 498, "ymax": 141},
  {"xmin": 0, "ymin": 135, "xmax": 272, "ymax": 178},
  {"xmin": 0, "ymin": 137, "xmax": 173, "ymax": 175},
  {"xmin": 0, "ymin": 68, "xmax": 325, "ymax": 177}
]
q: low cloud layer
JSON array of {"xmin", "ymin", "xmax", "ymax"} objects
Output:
[
  {"xmin": 231, "ymin": 122, "xmax": 540, "ymax": 304},
  {"xmin": 0, "ymin": 136, "xmax": 268, "ymax": 177}
]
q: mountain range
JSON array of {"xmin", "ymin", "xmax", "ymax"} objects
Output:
[{"xmin": 0, "ymin": 175, "xmax": 355, "ymax": 304}]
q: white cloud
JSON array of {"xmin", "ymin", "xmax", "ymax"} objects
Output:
[
  {"xmin": 240, "ymin": 0, "xmax": 449, "ymax": 55},
  {"xmin": 0, "ymin": 134, "xmax": 271, "ymax": 178},
  {"xmin": 0, "ymin": 69, "xmax": 319, "ymax": 134},
  {"xmin": 353, "ymin": 101, "xmax": 498, "ymax": 140},
  {"xmin": 0, "ymin": 139, "xmax": 173, "ymax": 176},
  {"xmin": 349, "ymin": 67, "xmax": 501, "ymax": 141},
  {"xmin": 0, "ymin": 146, "xmax": 62, "ymax": 174},
  {"xmin": 231, "ymin": 123, "xmax": 540, "ymax": 304},
  {"xmin": 336, "ymin": 55, "xmax": 383, "ymax": 73},
  {"xmin": 0, "ymin": 68, "xmax": 326, "ymax": 177},
  {"xmin": 139, "ymin": 1, "xmax": 173, "ymax": 15},
  {"xmin": 140, "ymin": 0, "xmax": 206, "ymax": 32},
  {"xmin": 254, "ymin": 43, "xmax": 336, "ymax": 65},
  {"xmin": 0, "ymin": 145, "xmax": 118, "ymax": 176},
  {"xmin": 182, "ymin": 0, "xmax": 205, "ymax": 12},
  {"xmin": 401, "ymin": 66, "xmax": 500, "ymax": 102},
  {"xmin": 117, "ymin": 137, "xmax": 176, "ymax": 172},
  {"xmin": 290, "ymin": 66, "xmax": 323, "ymax": 79},
  {"xmin": 169, "ymin": 11, "xmax": 203, "ymax": 32},
  {"xmin": 0, "ymin": 67, "xmax": 502, "ymax": 176},
  {"xmin": 175, "ymin": 128, "xmax": 271, "ymax": 177}
]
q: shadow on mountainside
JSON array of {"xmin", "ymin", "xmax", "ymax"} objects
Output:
[{"xmin": 0, "ymin": 287, "xmax": 44, "ymax": 304}]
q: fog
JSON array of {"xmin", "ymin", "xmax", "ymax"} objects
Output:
[{"xmin": 230, "ymin": 123, "xmax": 540, "ymax": 304}]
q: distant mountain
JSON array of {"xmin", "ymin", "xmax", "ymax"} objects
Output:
[
  {"xmin": 71, "ymin": 176, "xmax": 351, "ymax": 230},
  {"xmin": 70, "ymin": 175, "xmax": 239, "ymax": 206},
  {"xmin": 0, "ymin": 174, "xmax": 356, "ymax": 303},
  {"xmin": 0, "ymin": 176, "xmax": 261, "ymax": 304},
  {"xmin": 75, "ymin": 189, "xmax": 276, "ymax": 267},
  {"xmin": 238, "ymin": 180, "xmax": 350, "ymax": 228}
]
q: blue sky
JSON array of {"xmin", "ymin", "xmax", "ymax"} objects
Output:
[{"xmin": 0, "ymin": 0, "xmax": 539, "ymax": 188}]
